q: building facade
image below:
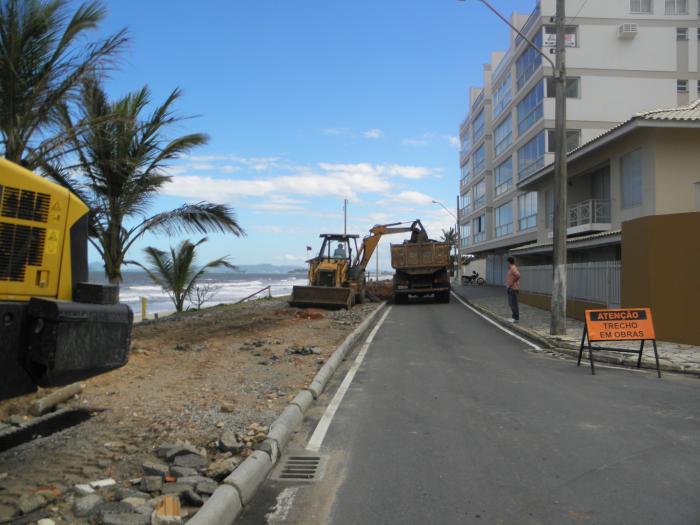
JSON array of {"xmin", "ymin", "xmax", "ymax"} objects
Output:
[{"xmin": 458, "ymin": 0, "xmax": 700, "ymax": 282}]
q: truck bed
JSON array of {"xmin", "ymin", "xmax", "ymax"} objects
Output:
[{"xmin": 390, "ymin": 241, "xmax": 451, "ymax": 270}]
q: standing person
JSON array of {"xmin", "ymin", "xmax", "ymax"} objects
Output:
[{"xmin": 506, "ymin": 257, "xmax": 520, "ymax": 323}]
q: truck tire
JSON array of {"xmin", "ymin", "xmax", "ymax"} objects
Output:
[
  {"xmin": 393, "ymin": 293, "xmax": 406, "ymax": 305},
  {"xmin": 436, "ymin": 291, "xmax": 450, "ymax": 303}
]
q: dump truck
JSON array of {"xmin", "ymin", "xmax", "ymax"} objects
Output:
[
  {"xmin": 0, "ymin": 158, "xmax": 132, "ymax": 400},
  {"xmin": 290, "ymin": 221, "xmax": 427, "ymax": 309},
  {"xmin": 391, "ymin": 224, "xmax": 451, "ymax": 304}
]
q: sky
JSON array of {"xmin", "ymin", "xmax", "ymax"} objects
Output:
[{"xmin": 88, "ymin": 0, "xmax": 536, "ymax": 270}]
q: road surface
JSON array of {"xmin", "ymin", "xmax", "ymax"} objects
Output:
[{"xmin": 239, "ymin": 295, "xmax": 700, "ymax": 525}]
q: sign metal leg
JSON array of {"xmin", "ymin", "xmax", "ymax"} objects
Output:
[
  {"xmin": 637, "ymin": 339, "xmax": 645, "ymax": 368},
  {"xmin": 577, "ymin": 326, "xmax": 587, "ymax": 367},
  {"xmin": 588, "ymin": 339, "xmax": 595, "ymax": 375},
  {"xmin": 652, "ymin": 340, "xmax": 661, "ymax": 378}
]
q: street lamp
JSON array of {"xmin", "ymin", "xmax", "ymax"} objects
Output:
[
  {"xmin": 457, "ymin": 0, "xmax": 568, "ymax": 335},
  {"xmin": 432, "ymin": 200, "xmax": 460, "ymax": 283}
]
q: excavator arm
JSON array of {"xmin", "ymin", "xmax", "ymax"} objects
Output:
[{"xmin": 353, "ymin": 220, "xmax": 426, "ymax": 272}]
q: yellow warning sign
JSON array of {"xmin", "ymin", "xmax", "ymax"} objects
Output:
[{"xmin": 45, "ymin": 229, "xmax": 59, "ymax": 255}]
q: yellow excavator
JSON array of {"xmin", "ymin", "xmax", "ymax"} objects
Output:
[
  {"xmin": 0, "ymin": 158, "xmax": 132, "ymax": 400},
  {"xmin": 290, "ymin": 220, "xmax": 427, "ymax": 309}
]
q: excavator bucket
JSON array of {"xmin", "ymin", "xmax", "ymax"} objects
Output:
[{"xmin": 290, "ymin": 286, "xmax": 353, "ymax": 310}]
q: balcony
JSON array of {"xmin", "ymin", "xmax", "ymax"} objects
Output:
[
  {"xmin": 548, "ymin": 199, "xmax": 611, "ymax": 236},
  {"xmin": 568, "ymin": 199, "xmax": 611, "ymax": 234}
]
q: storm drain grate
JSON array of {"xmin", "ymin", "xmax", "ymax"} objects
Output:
[{"xmin": 271, "ymin": 451, "xmax": 326, "ymax": 482}]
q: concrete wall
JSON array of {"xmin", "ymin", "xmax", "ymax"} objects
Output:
[
  {"xmin": 622, "ymin": 212, "xmax": 700, "ymax": 345},
  {"xmin": 519, "ymin": 291, "xmax": 606, "ymax": 322},
  {"xmin": 652, "ymin": 128, "xmax": 700, "ymax": 215}
]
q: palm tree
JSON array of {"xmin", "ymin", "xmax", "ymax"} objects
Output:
[
  {"xmin": 44, "ymin": 77, "xmax": 245, "ymax": 284},
  {"xmin": 441, "ymin": 227, "xmax": 459, "ymax": 274},
  {"xmin": 130, "ymin": 238, "xmax": 235, "ymax": 313},
  {"xmin": 441, "ymin": 227, "xmax": 457, "ymax": 246},
  {"xmin": 0, "ymin": 0, "xmax": 127, "ymax": 167}
]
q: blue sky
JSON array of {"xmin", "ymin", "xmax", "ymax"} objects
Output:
[{"xmin": 90, "ymin": 0, "xmax": 535, "ymax": 270}]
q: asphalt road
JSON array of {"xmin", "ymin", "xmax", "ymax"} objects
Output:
[{"xmin": 241, "ymin": 296, "xmax": 700, "ymax": 525}]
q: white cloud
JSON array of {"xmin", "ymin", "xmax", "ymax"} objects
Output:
[
  {"xmin": 392, "ymin": 191, "xmax": 435, "ymax": 205},
  {"xmin": 446, "ymin": 135, "xmax": 460, "ymax": 149},
  {"xmin": 385, "ymin": 164, "xmax": 435, "ymax": 180},
  {"xmin": 402, "ymin": 138, "xmax": 429, "ymax": 147},
  {"xmin": 362, "ymin": 129, "xmax": 383, "ymax": 139}
]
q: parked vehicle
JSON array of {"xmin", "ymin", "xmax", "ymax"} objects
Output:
[
  {"xmin": 462, "ymin": 271, "xmax": 485, "ymax": 286},
  {"xmin": 391, "ymin": 221, "xmax": 451, "ymax": 304},
  {"xmin": 0, "ymin": 159, "xmax": 132, "ymax": 400}
]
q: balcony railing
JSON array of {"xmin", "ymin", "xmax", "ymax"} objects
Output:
[{"xmin": 568, "ymin": 199, "xmax": 611, "ymax": 227}]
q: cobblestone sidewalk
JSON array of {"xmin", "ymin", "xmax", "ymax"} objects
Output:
[{"xmin": 453, "ymin": 285, "xmax": 700, "ymax": 376}]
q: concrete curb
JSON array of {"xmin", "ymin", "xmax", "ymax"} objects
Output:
[
  {"xmin": 186, "ymin": 301, "xmax": 387, "ymax": 524},
  {"xmin": 453, "ymin": 289, "xmax": 699, "ymax": 376}
]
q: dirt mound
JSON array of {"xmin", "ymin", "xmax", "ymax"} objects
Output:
[
  {"xmin": 294, "ymin": 308, "xmax": 326, "ymax": 320},
  {"xmin": 366, "ymin": 280, "xmax": 393, "ymax": 300}
]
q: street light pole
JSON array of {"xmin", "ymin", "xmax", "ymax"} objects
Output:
[{"xmin": 457, "ymin": 0, "xmax": 568, "ymax": 335}]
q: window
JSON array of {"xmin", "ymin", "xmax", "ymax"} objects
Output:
[
  {"xmin": 666, "ymin": 0, "xmax": 688, "ymax": 14},
  {"xmin": 545, "ymin": 77, "xmax": 580, "ymax": 98},
  {"xmin": 630, "ymin": 0, "xmax": 652, "ymax": 13},
  {"xmin": 493, "ymin": 75, "xmax": 513, "ymax": 118},
  {"xmin": 495, "ymin": 202, "xmax": 513, "ymax": 237},
  {"xmin": 494, "ymin": 114, "xmax": 513, "ymax": 156},
  {"xmin": 678, "ymin": 79, "xmax": 688, "ymax": 92},
  {"xmin": 494, "ymin": 158, "xmax": 513, "ymax": 196},
  {"xmin": 543, "ymin": 25, "xmax": 578, "ymax": 47},
  {"xmin": 621, "ymin": 149, "xmax": 642, "ymax": 209},
  {"xmin": 473, "ymin": 144, "xmax": 486, "ymax": 175},
  {"xmin": 461, "ymin": 160, "xmax": 471, "ymax": 183},
  {"xmin": 515, "ymin": 32, "xmax": 543, "ymax": 90},
  {"xmin": 473, "ymin": 109, "xmax": 485, "ymax": 143},
  {"xmin": 461, "ymin": 191, "xmax": 472, "ymax": 214},
  {"xmin": 517, "ymin": 82, "xmax": 544, "ymax": 135},
  {"xmin": 546, "ymin": 129, "xmax": 581, "ymax": 153},
  {"xmin": 545, "ymin": 190, "xmax": 554, "ymax": 228},
  {"xmin": 473, "ymin": 215, "xmax": 486, "ymax": 243},
  {"xmin": 518, "ymin": 131, "xmax": 545, "ymax": 179},
  {"xmin": 460, "ymin": 223, "xmax": 471, "ymax": 247},
  {"xmin": 518, "ymin": 192, "xmax": 538, "ymax": 230},
  {"xmin": 460, "ymin": 131, "xmax": 472, "ymax": 158},
  {"xmin": 677, "ymin": 27, "xmax": 689, "ymax": 40},
  {"xmin": 474, "ymin": 179, "xmax": 486, "ymax": 209}
]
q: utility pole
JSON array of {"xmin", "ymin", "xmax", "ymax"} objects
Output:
[
  {"xmin": 456, "ymin": 195, "xmax": 462, "ymax": 284},
  {"xmin": 550, "ymin": 0, "xmax": 568, "ymax": 335},
  {"xmin": 343, "ymin": 199, "xmax": 347, "ymax": 235}
]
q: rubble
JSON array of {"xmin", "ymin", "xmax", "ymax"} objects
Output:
[{"xmin": 286, "ymin": 345, "xmax": 322, "ymax": 355}]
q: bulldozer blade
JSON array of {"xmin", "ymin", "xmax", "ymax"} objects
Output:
[{"xmin": 289, "ymin": 286, "xmax": 353, "ymax": 310}]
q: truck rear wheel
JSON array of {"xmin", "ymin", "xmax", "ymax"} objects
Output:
[
  {"xmin": 393, "ymin": 293, "xmax": 406, "ymax": 305},
  {"xmin": 436, "ymin": 291, "xmax": 451, "ymax": 303}
]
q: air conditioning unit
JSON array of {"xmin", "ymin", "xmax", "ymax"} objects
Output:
[{"xmin": 618, "ymin": 23, "xmax": 638, "ymax": 39}]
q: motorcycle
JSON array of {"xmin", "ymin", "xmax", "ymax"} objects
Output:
[{"xmin": 461, "ymin": 271, "xmax": 485, "ymax": 286}]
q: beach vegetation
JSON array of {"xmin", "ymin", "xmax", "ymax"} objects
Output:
[
  {"xmin": 43, "ymin": 77, "xmax": 245, "ymax": 284},
  {"xmin": 129, "ymin": 237, "xmax": 236, "ymax": 313}
]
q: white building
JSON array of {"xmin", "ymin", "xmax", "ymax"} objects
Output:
[{"xmin": 458, "ymin": 0, "xmax": 699, "ymax": 282}]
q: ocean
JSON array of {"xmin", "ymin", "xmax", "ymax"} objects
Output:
[{"xmin": 89, "ymin": 271, "xmax": 305, "ymax": 318}]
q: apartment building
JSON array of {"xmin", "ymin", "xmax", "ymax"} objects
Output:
[{"xmin": 458, "ymin": 0, "xmax": 699, "ymax": 281}]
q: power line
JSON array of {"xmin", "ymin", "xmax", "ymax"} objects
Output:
[{"xmin": 567, "ymin": 0, "xmax": 590, "ymax": 24}]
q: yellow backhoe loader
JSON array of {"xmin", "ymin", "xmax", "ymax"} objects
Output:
[
  {"xmin": 290, "ymin": 220, "xmax": 427, "ymax": 309},
  {"xmin": 0, "ymin": 158, "xmax": 132, "ymax": 400}
]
